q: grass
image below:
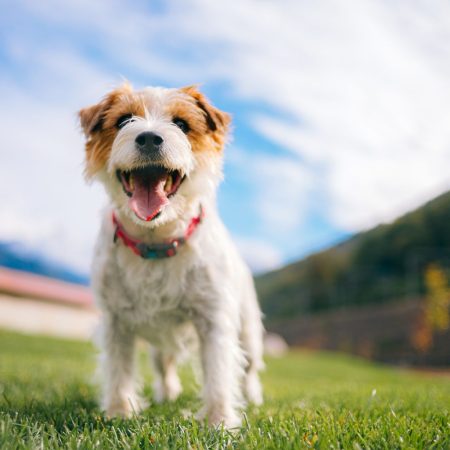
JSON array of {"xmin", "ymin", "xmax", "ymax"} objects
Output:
[{"xmin": 0, "ymin": 330, "xmax": 449, "ymax": 449}]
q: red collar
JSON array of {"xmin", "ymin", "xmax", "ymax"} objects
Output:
[{"xmin": 112, "ymin": 205, "xmax": 204, "ymax": 259}]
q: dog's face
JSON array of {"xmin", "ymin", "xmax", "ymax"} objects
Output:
[{"xmin": 79, "ymin": 84, "xmax": 230, "ymax": 226}]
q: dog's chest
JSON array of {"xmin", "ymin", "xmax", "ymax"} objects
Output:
[{"xmin": 97, "ymin": 242, "xmax": 204, "ymax": 328}]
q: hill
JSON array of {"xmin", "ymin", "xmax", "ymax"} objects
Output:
[
  {"xmin": 256, "ymin": 190, "xmax": 450, "ymax": 322},
  {"xmin": 0, "ymin": 241, "xmax": 89, "ymax": 285}
]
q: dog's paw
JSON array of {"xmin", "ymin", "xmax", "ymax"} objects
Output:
[
  {"xmin": 103, "ymin": 396, "xmax": 143, "ymax": 419},
  {"xmin": 153, "ymin": 375, "xmax": 182, "ymax": 403},
  {"xmin": 210, "ymin": 411, "xmax": 242, "ymax": 429},
  {"xmin": 245, "ymin": 372, "xmax": 263, "ymax": 405},
  {"xmin": 196, "ymin": 407, "xmax": 242, "ymax": 429},
  {"xmin": 165, "ymin": 380, "xmax": 182, "ymax": 401},
  {"xmin": 105, "ymin": 406, "xmax": 133, "ymax": 419}
]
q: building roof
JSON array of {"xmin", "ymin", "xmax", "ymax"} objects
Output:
[{"xmin": 0, "ymin": 267, "xmax": 93, "ymax": 308}]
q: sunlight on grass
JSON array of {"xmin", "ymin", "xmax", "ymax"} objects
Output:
[{"xmin": 0, "ymin": 330, "xmax": 449, "ymax": 449}]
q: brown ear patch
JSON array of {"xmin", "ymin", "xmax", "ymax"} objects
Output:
[
  {"xmin": 79, "ymin": 101, "xmax": 105, "ymax": 137},
  {"xmin": 79, "ymin": 84, "xmax": 133, "ymax": 137},
  {"xmin": 90, "ymin": 117, "xmax": 104, "ymax": 134},
  {"xmin": 181, "ymin": 85, "xmax": 231, "ymax": 144},
  {"xmin": 196, "ymin": 99, "xmax": 218, "ymax": 131},
  {"xmin": 79, "ymin": 83, "xmax": 140, "ymax": 177}
]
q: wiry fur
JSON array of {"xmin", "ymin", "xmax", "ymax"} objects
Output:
[{"xmin": 79, "ymin": 84, "xmax": 264, "ymax": 428}]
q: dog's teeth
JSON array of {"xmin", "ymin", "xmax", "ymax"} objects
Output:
[
  {"xmin": 129, "ymin": 174, "xmax": 134, "ymax": 191},
  {"xmin": 164, "ymin": 175, "xmax": 173, "ymax": 193}
]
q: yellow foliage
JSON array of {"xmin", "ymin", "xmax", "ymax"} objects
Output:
[
  {"xmin": 412, "ymin": 263, "xmax": 450, "ymax": 353},
  {"xmin": 424, "ymin": 264, "xmax": 450, "ymax": 332},
  {"xmin": 411, "ymin": 323, "xmax": 433, "ymax": 353}
]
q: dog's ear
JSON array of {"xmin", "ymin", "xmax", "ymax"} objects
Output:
[
  {"xmin": 181, "ymin": 85, "xmax": 231, "ymax": 138},
  {"xmin": 78, "ymin": 83, "xmax": 133, "ymax": 138},
  {"xmin": 79, "ymin": 100, "xmax": 107, "ymax": 138}
]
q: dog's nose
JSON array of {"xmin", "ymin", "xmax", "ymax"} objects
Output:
[{"xmin": 135, "ymin": 132, "xmax": 164, "ymax": 154}]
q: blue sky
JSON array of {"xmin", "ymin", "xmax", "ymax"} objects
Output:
[{"xmin": 1, "ymin": 0, "xmax": 450, "ymax": 274}]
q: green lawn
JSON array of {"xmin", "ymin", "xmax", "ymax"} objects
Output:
[{"xmin": 0, "ymin": 330, "xmax": 449, "ymax": 449}]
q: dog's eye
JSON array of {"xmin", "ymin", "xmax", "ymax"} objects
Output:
[
  {"xmin": 116, "ymin": 114, "xmax": 134, "ymax": 129},
  {"xmin": 173, "ymin": 117, "xmax": 190, "ymax": 134}
]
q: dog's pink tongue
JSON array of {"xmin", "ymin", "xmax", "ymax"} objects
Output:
[{"xmin": 129, "ymin": 171, "xmax": 168, "ymax": 221}]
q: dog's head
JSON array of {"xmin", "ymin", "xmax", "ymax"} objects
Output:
[{"xmin": 79, "ymin": 83, "xmax": 230, "ymax": 226}]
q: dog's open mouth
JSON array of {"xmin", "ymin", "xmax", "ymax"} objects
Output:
[{"xmin": 116, "ymin": 166, "xmax": 184, "ymax": 222}]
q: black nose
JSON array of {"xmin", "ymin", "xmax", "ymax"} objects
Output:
[{"xmin": 135, "ymin": 132, "xmax": 164, "ymax": 154}]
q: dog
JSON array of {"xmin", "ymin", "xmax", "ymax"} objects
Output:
[{"xmin": 78, "ymin": 83, "xmax": 264, "ymax": 428}]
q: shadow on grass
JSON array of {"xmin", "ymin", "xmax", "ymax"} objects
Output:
[
  {"xmin": 1, "ymin": 388, "xmax": 245, "ymax": 450},
  {"xmin": 1, "ymin": 381, "xmax": 205, "ymax": 435}
]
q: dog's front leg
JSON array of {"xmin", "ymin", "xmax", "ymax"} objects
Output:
[
  {"xmin": 194, "ymin": 315, "xmax": 243, "ymax": 428},
  {"xmin": 99, "ymin": 314, "xmax": 141, "ymax": 418}
]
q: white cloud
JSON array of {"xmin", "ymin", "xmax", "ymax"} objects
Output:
[
  {"xmin": 234, "ymin": 237, "xmax": 283, "ymax": 274},
  {"xmin": 1, "ymin": 0, "xmax": 450, "ymax": 273},
  {"xmin": 183, "ymin": 0, "xmax": 450, "ymax": 230},
  {"xmin": 251, "ymin": 157, "xmax": 313, "ymax": 233},
  {"xmin": 0, "ymin": 76, "xmax": 108, "ymax": 272}
]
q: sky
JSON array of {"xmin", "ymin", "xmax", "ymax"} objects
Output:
[{"xmin": 0, "ymin": 0, "xmax": 450, "ymax": 275}]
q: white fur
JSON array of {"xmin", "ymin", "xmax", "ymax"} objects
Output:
[{"xmin": 88, "ymin": 86, "xmax": 264, "ymax": 428}]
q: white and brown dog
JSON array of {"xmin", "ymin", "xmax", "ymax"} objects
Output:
[{"xmin": 79, "ymin": 84, "xmax": 264, "ymax": 428}]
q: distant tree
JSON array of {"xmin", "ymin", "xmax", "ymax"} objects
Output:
[
  {"xmin": 412, "ymin": 263, "xmax": 450, "ymax": 353},
  {"xmin": 257, "ymin": 190, "xmax": 450, "ymax": 321}
]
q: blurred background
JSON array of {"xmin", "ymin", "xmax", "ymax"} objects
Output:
[{"xmin": 0, "ymin": 0, "xmax": 449, "ymax": 366}]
